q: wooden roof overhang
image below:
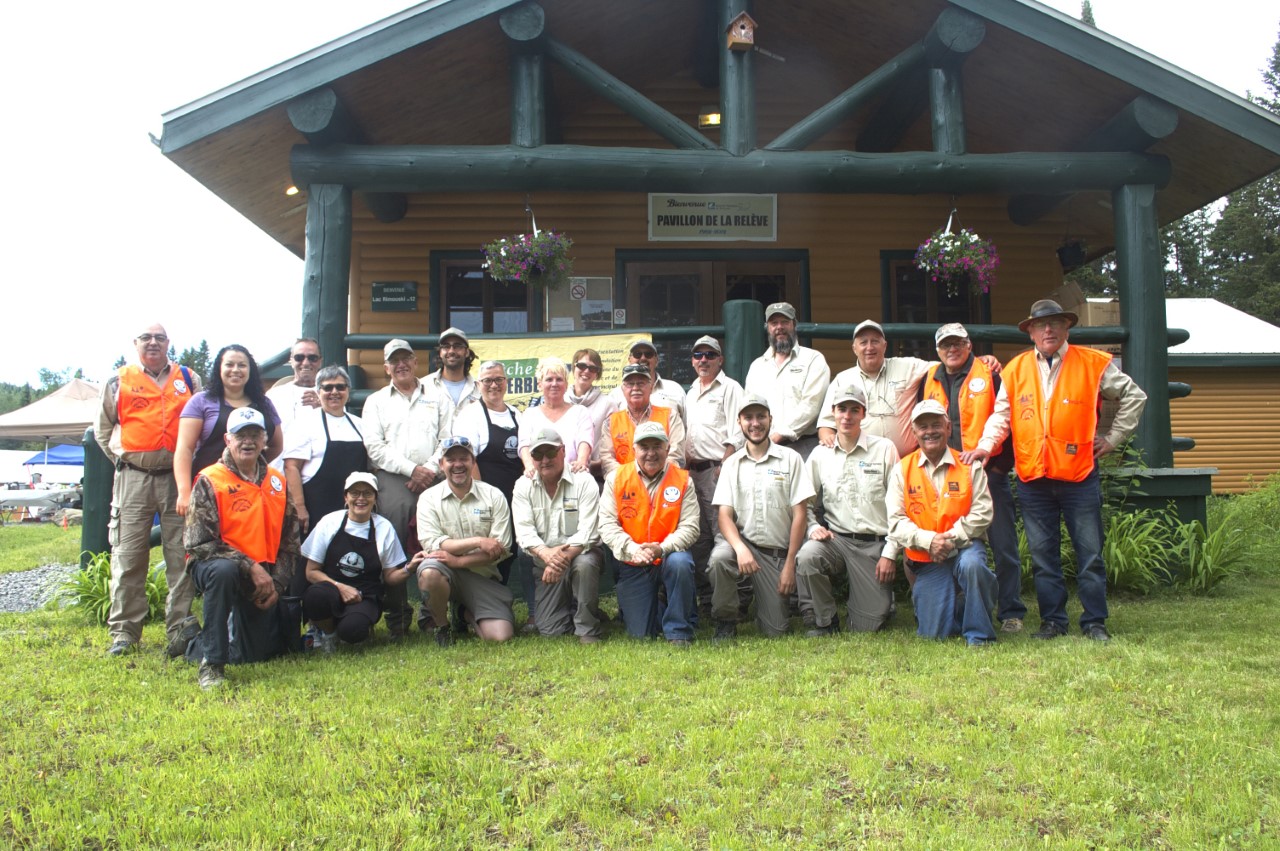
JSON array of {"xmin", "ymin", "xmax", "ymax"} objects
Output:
[{"xmin": 160, "ymin": 0, "xmax": 1280, "ymax": 259}]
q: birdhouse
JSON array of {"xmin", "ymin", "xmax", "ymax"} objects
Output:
[{"xmin": 726, "ymin": 12, "xmax": 757, "ymax": 52}]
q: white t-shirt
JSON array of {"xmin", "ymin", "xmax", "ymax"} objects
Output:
[
  {"xmin": 300, "ymin": 510, "xmax": 408, "ymax": 569},
  {"xmin": 281, "ymin": 409, "xmax": 364, "ymax": 482},
  {"xmin": 266, "ymin": 382, "xmax": 319, "ymax": 431},
  {"xmin": 451, "ymin": 403, "xmax": 522, "ymax": 456}
]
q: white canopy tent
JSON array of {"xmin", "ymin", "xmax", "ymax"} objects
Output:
[{"xmin": 0, "ymin": 378, "xmax": 101, "ymax": 443}]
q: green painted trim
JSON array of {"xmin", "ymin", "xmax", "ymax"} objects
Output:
[
  {"xmin": 1169, "ymin": 354, "xmax": 1280, "ymax": 368},
  {"xmin": 950, "ymin": 0, "xmax": 1280, "ymax": 156},
  {"xmin": 161, "ymin": 0, "xmax": 522, "ymax": 153}
]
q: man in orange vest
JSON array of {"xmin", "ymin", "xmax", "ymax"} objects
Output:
[
  {"xmin": 184, "ymin": 408, "xmax": 300, "ymax": 689},
  {"xmin": 599, "ymin": 363, "xmax": 686, "ymax": 475},
  {"xmin": 599, "ymin": 421, "xmax": 700, "ymax": 645},
  {"xmin": 888, "ymin": 400, "xmax": 997, "ymax": 644},
  {"xmin": 94, "ymin": 323, "xmax": 201, "ymax": 658},
  {"xmin": 979, "ymin": 299, "xmax": 1147, "ymax": 642},
  {"xmin": 917, "ymin": 322, "xmax": 1025, "ymax": 633}
]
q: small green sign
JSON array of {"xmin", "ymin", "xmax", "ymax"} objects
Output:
[{"xmin": 372, "ymin": 281, "xmax": 418, "ymax": 312}]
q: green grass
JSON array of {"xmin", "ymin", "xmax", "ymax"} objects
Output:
[
  {"xmin": 0, "ymin": 523, "xmax": 84, "ymax": 574},
  {"xmin": 1, "ymin": 580, "xmax": 1277, "ymax": 849}
]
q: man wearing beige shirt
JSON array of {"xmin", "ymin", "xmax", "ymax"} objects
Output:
[
  {"xmin": 95, "ymin": 323, "xmax": 201, "ymax": 657},
  {"xmin": 975, "ymin": 299, "xmax": 1147, "ymax": 642},
  {"xmin": 888, "ymin": 400, "xmax": 996, "ymax": 644}
]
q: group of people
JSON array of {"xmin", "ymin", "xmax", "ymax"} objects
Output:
[{"xmin": 94, "ymin": 296, "xmax": 1146, "ymax": 689}]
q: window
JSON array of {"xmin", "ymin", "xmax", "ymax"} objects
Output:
[
  {"xmin": 435, "ymin": 256, "xmax": 536, "ymax": 335},
  {"xmin": 882, "ymin": 254, "xmax": 987, "ymax": 359}
]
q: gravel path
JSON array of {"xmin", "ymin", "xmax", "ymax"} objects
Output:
[{"xmin": 0, "ymin": 564, "xmax": 78, "ymax": 614}]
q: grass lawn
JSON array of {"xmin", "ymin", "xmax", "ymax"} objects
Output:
[
  {"xmin": 0, "ymin": 522, "xmax": 85, "ymax": 574},
  {"xmin": 1, "ymin": 575, "xmax": 1276, "ymax": 848}
]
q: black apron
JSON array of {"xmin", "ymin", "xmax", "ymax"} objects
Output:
[
  {"xmin": 476, "ymin": 405, "xmax": 523, "ymax": 501},
  {"xmin": 190, "ymin": 400, "xmax": 274, "ymax": 481},
  {"xmin": 302, "ymin": 412, "xmax": 368, "ymax": 522},
  {"xmin": 321, "ymin": 515, "xmax": 385, "ymax": 600}
]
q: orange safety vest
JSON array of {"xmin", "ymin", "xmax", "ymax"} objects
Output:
[
  {"xmin": 614, "ymin": 463, "xmax": 689, "ymax": 564},
  {"xmin": 201, "ymin": 462, "xmax": 287, "ymax": 564},
  {"xmin": 116, "ymin": 364, "xmax": 193, "ymax": 453},
  {"xmin": 1003, "ymin": 345, "xmax": 1110, "ymax": 483},
  {"xmin": 900, "ymin": 449, "xmax": 973, "ymax": 562},
  {"xmin": 920, "ymin": 359, "xmax": 1003, "ymax": 454},
  {"xmin": 609, "ymin": 406, "xmax": 672, "ymax": 466}
]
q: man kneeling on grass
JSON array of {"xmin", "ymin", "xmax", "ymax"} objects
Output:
[
  {"xmin": 887, "ymin": 400, "xmax": 998, "ymax": 646},
  {"xmin": 184, "ymin": 408, "xmax": 301, "ymax": 690},
  {"xmin": 414, "ymin": 436, "xmax": 516, "ymax": 646}
]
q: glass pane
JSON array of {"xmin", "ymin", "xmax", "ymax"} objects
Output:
[
  {"xmin": 725, "ymin": 275, "xmax": 784, "ymax": 307},
  {"xmin": 448, "ymin": 269, "xmax": 485, "ymax": 307},
  {"xmin": 638, "ymin": 275, "xmax": 700, "ymax": 327},
  {"xmin": 492, "ymin": 279, "xmax": 527, "ymax": 309},
  {"xmin": 448, "ymin": 310, "xmax": 484, "ymax": 337},
  {"xmin": 493, "ymin": 310, "xmax": 528, "ymax": 334}
]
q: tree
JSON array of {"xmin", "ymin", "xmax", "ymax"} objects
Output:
[
  {"xmin": 113, "ymin": 355, "xmax": 127, "ymax": 369},
  {"xmin": 1080, "ymin": 1, "xmax": 1097, "ymax": 27},
  {"xmin": 1162, "ymin": 208, "xmax": 1215, "ymax": 298},
  {"xmin": 177, "ymin": 340, "xmax": 212, "ymax": 380}
]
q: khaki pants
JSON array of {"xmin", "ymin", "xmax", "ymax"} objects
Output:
[
  {"xmin": 107, "ymin": 466, "xmax": 195, "ymax": 643},
  {"xmin": 708, "ymin": 539, "xmax": 793, "ymax": 636},
  {"xmin": 796, "ymin": 535, "xmax": 891, "ymax": 632}
]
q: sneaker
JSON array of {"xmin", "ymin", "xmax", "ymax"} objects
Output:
[
  {"xmin": 712, "ymin": 621, "xmax": 737, "ymax": 644},
  {"xmin": 521, "ymin": 621, "xmax": 540, "ymax": 635},
  {"xmin": 167, "ymin": 617, "xmax": 201, "ymax": 658},
  {"xmin": 967, "ymin": 637, "xmax": 996, "ymax": 647},
  {"xmin": 1000, "ymin": 617, "xmax": 1024, "ymax": 634},
  {"xmin": 668, "ymin": 638, "xmax": 692, "ymax": 647},
  {"xmin": 1082, "ymin": 623, "xmax": 1112, "ymax": 642},
  {"xmin": 417, "ymin": 614, "xmax": 437, "ymax": 633},
  {"xmin": 197, "ymin": 661, "xmax": 226, "ymax": 690},
  {"xmin": 805, "ymin": 620, "xmax": 840, "ymax": 638},
  {"xmin": 106, "ymin": 639, "xmax": 136, "ymax": 656},
  {"xmin": 578, "ymin": 634, "xmax": 601, "ymax": 645},
  {"xmin": 316, "ymin": 630, "xmax": 338, "ymax": 654},
  {"xmin": 434, "ymin": 626, "xmax": 454, "ymax": 648},
  {"xmin": 1033, "ymin": 621, "xmax": 1068, "ymax": 640}
]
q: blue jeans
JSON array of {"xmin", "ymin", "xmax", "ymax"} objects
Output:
[
  {"xmin": 189, "ymin": 558, "xmax": 284, "ymax": 666},
  {"xmin": 987, "ymin": 471, "xmax": 1027, "ymax": 621},
  {"xmin": 911, "ymin": 544, "xmax": 997, "ymax": 642},
  {"xmin": 614, "ymin": 551, "xmax": 697, "ymax": 640},
  {"xmin": 1017, "ymin": 471, "xmax": 1108, "ymax": 630}
]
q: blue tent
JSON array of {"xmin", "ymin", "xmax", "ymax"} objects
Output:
[{"xmin": 23, "ymin": 444, "xmax": 85, "ymax": 466}]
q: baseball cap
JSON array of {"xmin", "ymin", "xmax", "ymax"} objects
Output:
[
  {"xmin": 831, "ymin": 385, "xmax": 868, "ymax": 408},
  {"xmin": 764, "ymin": 302, "xmax": 796, "ymax": 321},
  {"xmin": 439, "ymin": 327, "xmax": 469, "ymax": 345},
  {"xmin": 440, "ymin": 436, "xmax": 475, "ymax": 455},
  {"xmin": 530, "ymin": 428, "xmax": 564, "ymax": 452},
  {"xmin": 737, "ymin": 393, "xmax": 770, "ymax": 416},
  {"xmin": 628, "ymin": 337, "xmax": 657, "ymax": 354},
  {"xmin": 227, "ymin": 408, "xmax": 266, "ymax": 434},
  {"xmin": 691, "ymin": 335, "xmax": 722, "ymax": 354},
  {"xmin": 633, "ymin": 421, "xmax": 670, "ymax": 444},
  {"xmin": 935, "ymin": 323, "xmax": 969, "ymax": 345},
  {"xmin": 621, "ymin": 363, "xmax": 653, "ymax": 381},
  {"xmin": 344, "ymin": 472, "xmax": 379, "ymax": 492},
  {"xmin": 853, "ymin": 319, "xmax": 885, "ymax": 339},
  {"xmin": 910, "ymin": 399, "xmax": 949, "ymax": 422},
  {"xmin": 384, "ymin": 338, "xmax": 413, "ymax": 360}
]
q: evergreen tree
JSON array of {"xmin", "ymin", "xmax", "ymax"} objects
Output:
[
  {"xmin": 1080, "ymin": 1, "xmax": 1097, "ymax": 27},
  {"xmin": 177, "ymin": 340, "xmax": 212, "ymax": 379}
]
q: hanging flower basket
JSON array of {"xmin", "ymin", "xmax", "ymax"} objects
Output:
[
  {"xmin": 914, "ymin": 226, "xmax": 999, "ymax": 297},
  {"xmin": 482, "ymin": 230, "xmax": 574, "ymax": 290}
]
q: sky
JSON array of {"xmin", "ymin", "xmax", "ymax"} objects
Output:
[{"xmin": 1, "ymin": 0, "xmax": 1275, "ymax": 387}]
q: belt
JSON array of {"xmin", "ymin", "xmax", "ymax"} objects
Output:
[
  {"xmin": 743, "ymin": 538, "xmax": 789, "ymax": 560},
  {"xmin": 687, "ymin": 459, "xmax": 721, "ymax": 472},
  {"xmin": 119, "ymin": 461, "xmax": 173, "ymax": 476},
  {"xmin": 834, "ymin": 531, "xmax": 886, "ymax": 543}
]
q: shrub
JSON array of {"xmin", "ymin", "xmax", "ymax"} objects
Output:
[
  {"xmin": 1174, "ymin": 519, "xmax": 1247, "ymax": 594},
  {"xmin": 1102, "ymin": 509, "xmax": 1175, "ymax": 592},
  {"xmin": 57, "ymin": 551, "xmax": 168, "ymax": 625}
]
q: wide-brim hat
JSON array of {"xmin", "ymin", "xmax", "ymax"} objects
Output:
[{"xmin": 1017, "ymin": 299, "xmax": 1079, "ymax": 333}]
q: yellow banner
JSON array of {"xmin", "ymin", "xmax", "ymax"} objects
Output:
[{"xmin": 471, "ymin": 333, "xmax": 651, "ymax": 411}]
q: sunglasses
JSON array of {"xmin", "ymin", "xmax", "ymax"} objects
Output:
[
  {"xmin": 320, "ymin": 383, "xmax": 348, "ymax": 392},
  {"xmin": 441, "ymin": 436, "xmax": 472, "ymax": 451},
  {"xmin": 531, "ymin": 446, "xmax": 559, "ymax": 460},
  {"xmin": 574, "ymin": 362, "xmax": 600, "ymax": 373},
  {"xmin": 691, "ymin": 351, "xmax": 719, "ymax": 360},
  {"xmin": 292, "ymin": 354, "xmax": 321, "ymax": 363}
]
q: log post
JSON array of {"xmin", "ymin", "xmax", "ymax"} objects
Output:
[
  {"xmin": 1113, "ymin": 183, "xmax": 1172, "ymax": 467},
  {"xmin": 302, "ymin": 184, "xmax": 353, "ymax": 373},
  {"xmin": 929, "ymin": 67, "xmax": 966, "ymax": 154},
  {"xmin": 719, "ymin": 0, "xmax": 755, "ymax": 156},
  {"xmin": 722, "ymin": 299, "xmax": 765, "ymax": 384},
  {"xmin": 500, "ymin": 3, "xmax": 546, "ymax": 148}
]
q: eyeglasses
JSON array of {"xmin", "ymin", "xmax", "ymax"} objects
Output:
[
  {"xmin": 936, "ymin": 340, "xmax": 969, "ymax": 351},
  {"xmin": 1030, "ymin": 319, "xmax": 1069, "ymax": 332},
  {"xmin": 320, "ymin": 383, "xmax": 348, "ymax": 392},
  {"xmin": 137, "ymin": 334, "xmax": 168, "ymax": 343},
  {"xmin": 346, "ymin": 489, "xmax": 376, "ymax": 501},
  {"xmin": 438, "ymin": 342, "xmax": 468, "ymax": 352},
  {"xmin": 691, "ymin": 351, "xmax": 719, "ymax": 360},
  {"xmin": 531, "ymin": 446, "xmax": 559, "ymax": 460},
  {"xmin": 440, "ymin": 436, "xmax": 472, "ymax": 450},
  {"xmin": 574, "ymin": 362, "xmax": 600, "ymax": 374},
  {"xmin": 479, "ymin": 377, "xmax": 506, "ymax": 386},
  {"xmin": 292, "ymin": 354, "xmax": 321, "ymax": 363},
  {"xmin": 631, "ymin": 350, "xmax": 656, "ymax": 359}
]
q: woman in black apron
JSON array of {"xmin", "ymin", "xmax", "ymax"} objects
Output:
[
  {"xmin": 300, "ymin": 472, "xmax": 417, "ymax": 648},
  {"xmin": 281, "ymin": 366, "xmax": 368, "ymax": 533},
  {"xmin": 175, "ymin": 344, "xmax": 281, "ymax": 515}
]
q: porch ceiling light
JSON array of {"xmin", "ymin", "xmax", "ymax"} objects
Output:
[
  {"xmin": 285, "ymin": 185, "xmax": 300, "ymax": 196},
  {"xmin": 698, "ymin": 106, "xmax": 721, "ymax": 128}
]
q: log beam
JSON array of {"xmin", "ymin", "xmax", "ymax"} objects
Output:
[
  {"xmin": 858, "ymin": 8, "xmax": 985, "ymax": 152},
  {"xmin": 286, "ymin": 88, "xmax": 407, "ymax": 223},
  {"xmin": 291, "ymin": 144, "xmax": 1172, "ymax": 195},
  {"xmin": 1009, "ymin": 96, "xmax": 1179, "ymax": 224},
  {"xmin": 543, "ymin": 38, "xmax": 716, "ymax": 151}
]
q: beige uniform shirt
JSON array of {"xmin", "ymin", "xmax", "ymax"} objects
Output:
[
  {"xmin": 416, "ymin": 478, "xmax": 512, "ymax": 580},
  {"xmin": 597, "ymin": 405, "xmax": 687, "ymax": 474},
  {"xmin": 511, "ymin": 469, "xmax": 601, "ymax": 550},
  {"xmin": 599, "ymin": 464, "xmax": 700, "ymax": 563},
  {"xmin": 683, "ymin": 373, "xmax": 746, "ymax": 462},
  {"xmin": 95, "ymin": 362, "xmax": 201, "ymax": 470},
  {"xmin": 712, "ymin": 443, "xmax": 815, "ymax": 550},
  {"xmin": 806, "ymin": 431, "xmax": 901, "ymax": 560},
  {"xmin": 424, "ymin": 370, "xmax": 481, "ymax": 435},
  {"xmin": 744, "ymin": 345, "xmax": 831, "ymax": 442},
  {"xmin": 820, "ymin": 357, "xmax": 933, "ymax": 455},
  {"xmin": 980, "ymin": 342, "xmax": 1148, "ymax": 455},
  {"xmin": 887, "ymin": 452, "xmax": 992, "ymax": 557},
  {"xmin": 362, "ymin": 381, "xmax": 450, "ymax": 477}
]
